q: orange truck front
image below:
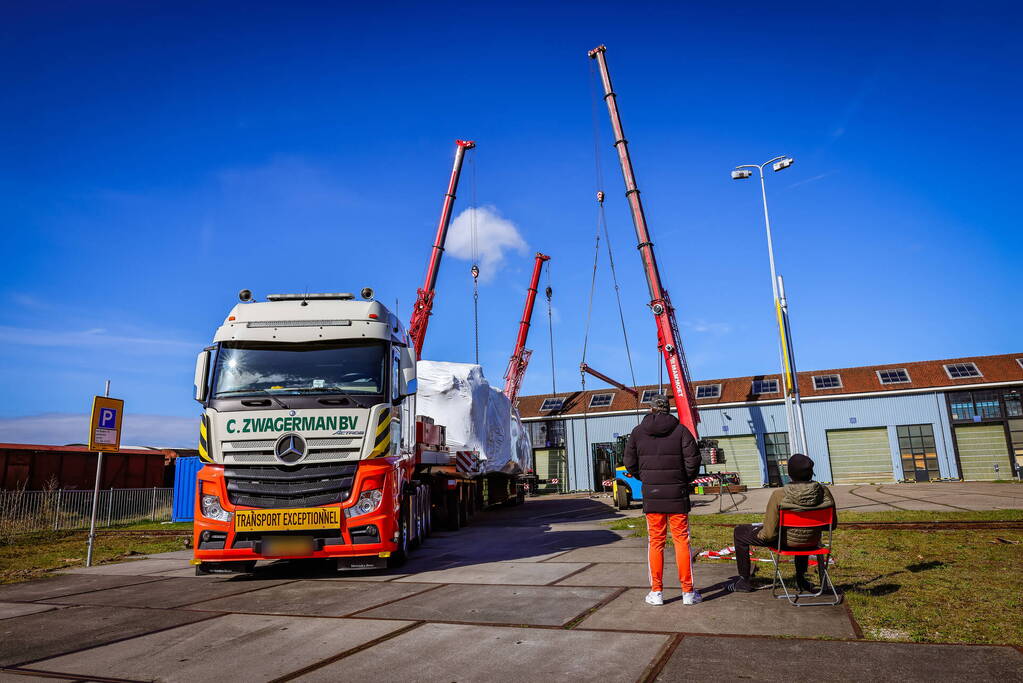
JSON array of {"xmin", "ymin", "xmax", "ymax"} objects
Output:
[{"xmin": 190, "ymin": 291, "xmax": 420, "ymax": 574}]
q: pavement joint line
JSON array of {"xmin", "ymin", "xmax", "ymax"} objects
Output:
[
  {"xmin": 846, "ymin": 485, "xmax": 912, "ymax": 512},
  {"xmin": 544, "ymin": 562, "xmax": 594, "ymax": 585},
  {"xmin": 341, "ymin": 582, "xmax": 448, "ymax": 618},
  {"xmin": 344, "ymin": 614, "xmax": 581, "ymax": 630},
  {"xmin": 570, "ymin": 629, "xmax": 1023, "ymax": 650},
  {"xmin": 639, "ymin": 633, "xmax": 685, "ymax": 683},
  {"xmin": 874, "ymin": 485, "xmax": 975, "ymax": 511},
  {"xmin": 562, "ymin": 585, "xmax": 627, "ymax": 630},
  {"xmin": 4, "ymin": 665, "xmax": 146, "ymax": 682},
  {"xmin": 170, "ymin": 578, "xmax": 303, "ymax": 609},
  {"xmin": 10, "ymin": 610, "xmax": 227, "ymax": 669},
  {"xmin": 535, "ymin": 548, "xmax": 573, "ymax": 562},
  {"xmin": 267, "ymin": 620, "xmax": 425, "ymax": 683},
  {"xmin": 1, "ymin": 576, "xmax": 171, "ymax": 605}
]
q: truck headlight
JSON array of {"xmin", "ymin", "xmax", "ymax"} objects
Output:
[
  {"xmin": 200, "ymin": 494, "xmax": 234, "ymax": 522},
  {"xmin": 344, "ymin": 489, "xmax": 383, "ymax": 518}
]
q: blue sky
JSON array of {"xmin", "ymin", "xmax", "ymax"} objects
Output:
[{"xmin": 2, "ymin": 2, "xmax": 1020, "ymax": 445}]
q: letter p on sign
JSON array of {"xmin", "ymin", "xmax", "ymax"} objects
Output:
[{"xmin": 99, "ymin": 408, "xmax": 117, "ymax": 429}]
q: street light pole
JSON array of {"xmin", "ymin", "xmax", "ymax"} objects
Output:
[{"xmin": 732, "ymin": 156, "xmax": 807, "ymax": 458}]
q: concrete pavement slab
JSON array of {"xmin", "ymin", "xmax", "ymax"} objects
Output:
[
  {"xmin": 393, "ymin": 561, "xmax": 589, "ymax": 585},
  {"xmin": 63, "ymin": 559, "xmax": 192, "ymax": 576},
  {"xmin": 27, "ymin": 613, "xmax": 413, "ymax": 683},
  {"xmin": 359, "ymin": 584, "xmax": 618, "ymax": 626},
  {"xmin": 48, "ymin": 577, "xmax": 291, "ymax": 609},
  {"xmin": 143, "ymin": 549, "xmax": 195, "ymax": 559},
  {"xmin": 655, "ymin": 635, "xmax": 1023, "ymax": 682},
  {"xmin": 548, "ymin": 545, "xmax": 650, "ymax": 563},
  {"xmin": 295, "ymin": 622, "xmax": 671, "ymax": 682},
  {"xmin": 580, "ymin": 586, "xmax": 854, "ymax": 638},
  {"xmin": 0, "ymin": 603, "xmax": 58, "ymax": 620},
  {"xmin": 0, "ymin": 605, "xmax": 212, "ymax": 667},
  {"xmin": 186, "ymin": 580, "xmax": 436, "ymax": 616},
  {"xmin": 555, "ymin": 559, "xmax": 720, "ymax": 588},
  {"xmin": 0, "ymin": 672, "xmax": 74, "ymax": 682},
  {"xmin": 0, "ymin": 574, "xmax": 165, "ymax": 602}
]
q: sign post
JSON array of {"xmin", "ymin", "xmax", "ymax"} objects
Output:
[{"xmin": 85, "ymin": 381, "xmax": 123, "ymax": 567}]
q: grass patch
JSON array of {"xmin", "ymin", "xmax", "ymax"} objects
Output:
[
  {"xmin": 0, "ymin": 521, "xmax": 192, "ymax": 585},
  {"xmin": 609, "ymin": 509, "xmax": 1023, "ymax": 646}
]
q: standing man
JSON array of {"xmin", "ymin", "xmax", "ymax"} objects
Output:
[{"xmin": 624, "ymin": 394, "xmax": 703, "ymax": 606}]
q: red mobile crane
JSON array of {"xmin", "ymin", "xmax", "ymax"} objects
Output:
[
  {"xmin": 503, "ymin": 252, "xmax": 551, "ymax": 403},
  {"xmin": 409, "ymin": 139, "xmax": 476, "ymax": 360},
  {"xmin": 588, "ymin": 45, "xmax": 699, "ymax": 435}
]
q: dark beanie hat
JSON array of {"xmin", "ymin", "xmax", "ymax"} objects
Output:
[{"xmin": 787, "ymin": 453, "xmax": 814, "ymax": 482}]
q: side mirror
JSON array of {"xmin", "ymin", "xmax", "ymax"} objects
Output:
[
  {"xmin": 194, "ymin": 350, "xmax": 211, "ymax": 402},
  {"xmin": 398, "ymin": 346, "xmax": 417, "ymax": 397}
]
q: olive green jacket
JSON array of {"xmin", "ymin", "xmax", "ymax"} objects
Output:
[{"xmin": 757, "ymin": 481, "xmax": 837, "ymax": 548}]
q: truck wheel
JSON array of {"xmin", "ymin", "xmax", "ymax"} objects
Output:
[
  {"xmin": 446, "ymin": 492, "xmax": 461, "ymax": 531},
  {"xmin": 388, "ymin": 511, "xmax": 409, "ymax": 569},
  {"xmin": 458, "ymin": 488, "xmax": 470, "ymax": 526},
  {"xmin": 421, "ymin": 486, "xmax": 432, "ymax": 537},
  {"xmin": 410, "ymin": 491, "xmax": 423, "ymax": 549},
  {"xmin": 615, "ymin": 484, "xmax": 630, "ymax": 510}
]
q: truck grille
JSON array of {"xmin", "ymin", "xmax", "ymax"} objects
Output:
[
  {"xmin": 224, "ymin": 462, "xmax": 359, "ymax": 509},
  {"xmin": 220, "ymin": 437, "xmax": 359, "ymax": 465}
]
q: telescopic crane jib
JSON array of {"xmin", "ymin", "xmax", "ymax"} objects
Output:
[
  {"xmin": 409, "ymin": 139, "xmax": 476, "ymax": 359},
  {"xmin": 503, "ymin": 252, "xmax": 551, "ymax": 404},
  {"xmin": 587, "ymin": 45, "xmax": 700, "ymax": 435}
]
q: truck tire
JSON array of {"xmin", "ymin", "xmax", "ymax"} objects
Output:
[
  {"xmin": 422, "ymin": 485, "xmax": 432, "ymax": 537},
  {"xmin": 446, "ymin": 492, "xmax": 461, "ymax": 531},
  {"xmin": 388, "ymin": 505, "xmax": 410, "ymax": 569},
  {"xmin": 458, "ymin": 488, "xmax": 469, "ymax": 527},
  {"xmin": 615, "ymin": 484, "xmax": 630, "ymax": 510}
]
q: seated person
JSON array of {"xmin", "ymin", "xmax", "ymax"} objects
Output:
[{"xmin": 729, "ymin": 453, "xmax": 837, "ymax": 593}]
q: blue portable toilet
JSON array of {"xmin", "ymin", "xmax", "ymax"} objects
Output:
[{"xmin": 172, "ymin": 456, "xmax": 204, "ymax": 522}]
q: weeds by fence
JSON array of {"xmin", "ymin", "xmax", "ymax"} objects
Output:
[{"xmin": 0, "ymin": 486, "xmax": 173, "ymax": 542}]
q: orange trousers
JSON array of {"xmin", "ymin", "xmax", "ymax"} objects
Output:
[{"xmin": 646, "ymin": 513, "xmax": 694, "ymax": 593}]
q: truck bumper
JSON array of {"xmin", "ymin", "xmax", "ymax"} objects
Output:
[{"xmin": 192, "ymin": 462, "xmax": 401, "ymax": 565}]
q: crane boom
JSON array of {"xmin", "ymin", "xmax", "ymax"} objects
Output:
[
  {"xmin": 409, "ymin": 139, "xmax": 476, "ymax": 359},
  {"xmin": 579, "ymin": 363, "xmax": 639, "ymax": 399},
  {"xmin": 503, "ymin": 252, "xmax": 551, "ymax": 403},
  {"xmin": 588, "ymin": 45, "xmax": 699, "ymax": 435}
]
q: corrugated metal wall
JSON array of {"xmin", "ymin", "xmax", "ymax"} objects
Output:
[
  {"xmin": 705, "ymin": 435, "xmax": 762, "ymax": 485},
  {"xmin": 546, "ymin": 389, "xmax": 960, "ymax": 490},
  {"xmin": 172, "ymin": 456, "xmax": 204, "ymax": 522}
]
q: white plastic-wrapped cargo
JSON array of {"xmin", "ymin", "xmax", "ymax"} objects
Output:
[{"xmin": 416, "ymin": 360, "xmax": 532, "ymax": 475}]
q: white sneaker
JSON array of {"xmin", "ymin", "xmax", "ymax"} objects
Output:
[
  {"xmin": 644, "ymin": 591, "xmax": 664, "ymax": 606},
  {"xmin": 682, "ymin": 590, "xmax": 703, "ymax": 605}
]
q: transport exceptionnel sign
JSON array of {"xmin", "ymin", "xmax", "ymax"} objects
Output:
[
  {"xmin": 224, "ymin": 415, "xmax": 361, "ymax": 434},
  {"xmin": 88, "ymin": 395, "xmax": 124, "ymax": 452}
]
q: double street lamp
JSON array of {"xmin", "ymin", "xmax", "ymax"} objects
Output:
[{"xmin": 732, "ymin": 156, "xmax": 808, "ymax": 462}]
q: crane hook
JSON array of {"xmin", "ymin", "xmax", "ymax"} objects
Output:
[
  {"xmin": 596, "ymin": 191, "xmax": 605, "ymax": 204},
  {"xmin": 471, "ymin": 264, "xmax": 480, "ymax": 281}
]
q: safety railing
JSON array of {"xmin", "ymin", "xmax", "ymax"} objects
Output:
[{"xmin": 0, "ymin": 487, "xmax": 174, "ymax": 538}]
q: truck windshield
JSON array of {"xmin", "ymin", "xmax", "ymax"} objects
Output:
[{"xmin": 212, "ymin": 341, "xmax": 387, "ymax": 398}]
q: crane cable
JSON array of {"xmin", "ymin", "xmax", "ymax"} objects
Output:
[{"xmin": 469, "ymin": 153, "xmax": 480, "ymax": 365}]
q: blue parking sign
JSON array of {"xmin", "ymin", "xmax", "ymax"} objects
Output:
[{"xmin": 99, "ymin": 407, "xmax": 118, "ymax": 429}]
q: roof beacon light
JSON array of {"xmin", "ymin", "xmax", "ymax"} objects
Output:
[
  {"xmin": 238, "ymin": 289, "xmax": 253, "ymax": 302},
  {"xmin": 772, "ymin": 157, "xmax": 794, "ymax": 172},
  {"xmin": 731, "ymin": 169, "xmax": 753, "ymax": 180},
  {"xmin": 360, "ymin": 287, "xmax": 375, "ymax": 301}
]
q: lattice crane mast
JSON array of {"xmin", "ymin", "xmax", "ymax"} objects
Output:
[
  {"xmin": 588, "ymin": 45, "xmax": 700, "ymax": 435},
  {"xmin": 408, "ymin": 139, "xmax": 476, "ymax": 359},
  {"xmin": 503, "ymin": 252, "xmax": 551, "ymax": 403}
]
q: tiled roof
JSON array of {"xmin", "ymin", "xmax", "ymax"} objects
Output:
[{"xmin": 517, "ymin": 353, "xmax": 1023, "ymax": 419}]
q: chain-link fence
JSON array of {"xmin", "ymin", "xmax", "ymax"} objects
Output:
[{"xmin": 0, "ymin": 487, "xmax": 174, "ymax": 539}]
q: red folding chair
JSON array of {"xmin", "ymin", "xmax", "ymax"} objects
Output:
[{"xmin": 770, "ymin": 507, "xmax": 840, "ymax": 606}]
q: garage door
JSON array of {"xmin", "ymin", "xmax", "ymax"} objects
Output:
[
  {"xmin": 954, "ymin": 424, "xmax": 1011, "ymax": 481},
  {"xmin": 706, "ymin": 435, "xmax": 763, "ymax": 486},
  {"xmin": 826, "ymin": 428, "xmax": 893, "ymax": 484}
]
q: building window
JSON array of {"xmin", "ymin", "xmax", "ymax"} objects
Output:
[
  {"xmin": 589, "ymin": 393, "xmax": 614, "ymax": 408},
  {"xmin": 539, "ymin": 397, "xmax": 565, "ymax": 412},
  {"xmin": 877, "ymin": 368, "xmax": 911, "ymax": 385},
  {"xmin": 897, "ymin": 424, "xmax": 940, "ymax": 481},
  {"xmin": 974, "ymin": 390, "xmax": 1002, "ymax": 419},
  {"xmin": 812, "ymin": 374, "xmax": 842, "ymax": 390},
  {"xmin": 948, "ymin": 389, "xmax": 1006, "ymax": 421},
  {"xmin": 944, "ymin": 362, "xmax": 982, "ymax": 379},
  {"xmin": 1017, "ymin": 358, "xmax": 1023, "ymax": 370},
  {"xmin": 764, "ymin": 432, "xmax": 790, "ymax": 487},
  {"xmin": 528, "ymin": 420, "xmax": 566, "ymax": 448},
  {"xmin": 1005, "ymin": 390, "xmax": 1022, "ymax": 418},
  {"xmin": 751, "ymin": 379, "xmax": 779, "ymax": 394},
  {"xmin": 695, "ymin": 384, "xmax": 721, "ymax": 399},
  {"xmin": 640, "ymin": 389, "xmax": 658, "ymax": 404}
]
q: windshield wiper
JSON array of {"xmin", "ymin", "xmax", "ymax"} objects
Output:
[
  {"xmin": 217, "ymin": 389, "xmax": 289, "ymax": 410},
  {"xmin": 289, "ymin": 386, "xmax": 371, "ymax": 408}
]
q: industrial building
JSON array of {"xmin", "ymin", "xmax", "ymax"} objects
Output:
[{"xmin": 518, "ymin": 353, "xmax": 1023, "ymax": 491}]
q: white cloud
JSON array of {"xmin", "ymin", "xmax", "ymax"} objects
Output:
[
  {"xmin": 0, "ymin": 413, "xmax": 198, "ymax": 448},
  {"xmin": 447, "ymin": 206, "xmax": 527, "ymax": 282},
  {"xmin": 682, "ymin": 319, "xmax": 733, "ymax": 335},
  {"xmin": 0, "ymin": 326, "xmax": 197, "ymax": 354}
]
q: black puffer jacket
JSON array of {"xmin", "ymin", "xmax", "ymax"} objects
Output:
[{"xmin": 623, "ymin": 413, "xmax": 702, "ymax": 514}]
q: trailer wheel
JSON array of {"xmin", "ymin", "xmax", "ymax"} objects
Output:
[
  {"xmin": 446, "ymin": 491, "xmax": 461, "ymax": 531},
  {"xmin": 410, "ymin": 488, "xmax": 423, "ymax": 549},
  {"xmin": 422, "ymin": 485, "xmax": 432, "ymax": 537},
  {"xmin": 458, "ymin": 487, "xmax": 470, "ymax": 527}
]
